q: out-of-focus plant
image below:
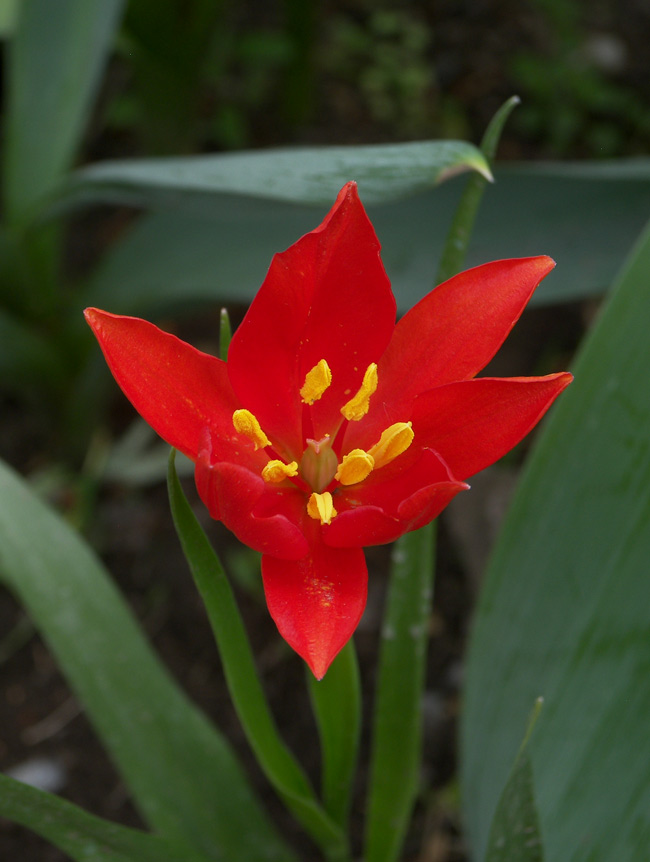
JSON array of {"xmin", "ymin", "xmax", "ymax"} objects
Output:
[
  {"xmin": 510, "ymin": 0, "xmax": 650, "ymax": 157},
  {"xmin": 321, "ymin": 8, "xmax": 435, "ymax": 139}
]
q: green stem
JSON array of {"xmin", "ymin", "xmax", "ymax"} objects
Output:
[
  {"xmin": 308, "ymin": 639, "xmax": 361, "ymax": 832},
  {"xmin": 436, "ymin": 95, "xmax": 521, "ymax": 285},
  {"xmin": 364, "ymin": 525, "xmax": 436, "ymax": 862}
]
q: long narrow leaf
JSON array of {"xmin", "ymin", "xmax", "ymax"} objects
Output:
[
  {"xmin": 58, "ymin": 139, "xmax": 491, "ymax": 210},
  {"xmin": 364, "ymin": 526, "xmax": 435, "ymax": 862},
  {"xmin": 0, "ymin": 772, "xmax": 184, "ymax": 862},
  {"xmin": 167, "ymin": 451, "xmax": 345, "ymax": 859},
  {"xmin": 0, "ymin": 457, "xmax": 293, "ymax": 862},
  {"xmin": 3, "ymin": 0, "xmax": 125, "ymax": 224},
  {"xmin": 461, "ymin": 218, "xmax": 650, "ymax": 860}
]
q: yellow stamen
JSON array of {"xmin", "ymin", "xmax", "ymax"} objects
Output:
[
  {"xmin": 307, "ymin": 491, "xmax": 337, "ymax": 525},
  {"xmin": 262, "ymin": 459, "xmax": 299, "ymax": 483},
  {"xmin": 368, "ymin": 422, "xmax": 414, "ymax": 468},
  {"xmin": 341, "ymin": 363, "xmax": 378, "ymax": 421},
  {"xmin": 300, "ymin": 359, "xmax": 332, "ymax": 405},
  {"xmin": 232, "ymin": 409, "xmax": 270, "ymax": 450},
  {"xmin": 335, "ymin": 449, "xmax": 374, "ymax": 485}
]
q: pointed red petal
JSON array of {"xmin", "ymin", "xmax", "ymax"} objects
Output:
[
  {"xmin": 350, "ymin": 258, "xmax": 555, "ymax": 449},
  {"xmin": 412, "ymin": 373, "xmax": 573, "ymax": 480},
  {"xmin": 261, "ymin": 538, "xmax": 367, "ymax": 679},
  {"xmin": 85, "ymin": 309, "xmax": 239, "ymax": 460},
  {"xmin": 227, "ymin": 182, "xmax": 395, "ymax": 455}
]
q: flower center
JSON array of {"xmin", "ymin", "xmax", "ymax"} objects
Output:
[
  {"xmin": 300, "ymin": 435, "xmax": 338, "ymax": 493},
  {"xmin": 231, "ymin": 359, "xmax": 414, "ymax": 525}
]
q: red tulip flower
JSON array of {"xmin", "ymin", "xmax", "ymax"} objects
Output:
[{"xmin": 85, "ymin": 182, "xmax": 571, "ymax": 678}]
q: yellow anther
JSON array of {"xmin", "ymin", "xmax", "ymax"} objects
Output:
[
  {"xmin": 368, "ymin": 422, "xmax": 414, "ymax": 469},
  {"xmin": 341, "ymin": 363, "xmax": 378, "ymax": 421},
  {"xmin": 307, "ymin": 491, "xmax": 337, "ymax": 525},
  {"xmin": 335, "ymin": 449, "xmax": 374, "ymax": 486},
  {"xmin": 232, "ymin": 409, "xmax": 270, "ymax": 450},
  {"xmin": 300, "ymin": 359, "xmax": 332, "ymax": 405},
  {"xmin": 262, "ymin": 460, "xmax": 299, "ymax": 483}
]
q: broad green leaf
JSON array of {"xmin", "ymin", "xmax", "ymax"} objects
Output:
[
  {"xmin": 461, "ymin": 218, "xmax": 650, "ymax": 860},
  {"xmin": 59, "ymin": 139, "xmax": 492, "ymax": 210},
  {"xmin": 3, "ymin": 0, "xmax": 125, "ymax": 224},
  {"xmin": 80, "ymin": 160, "xmax": 650, "ymax": 318},
  {"xmin": 307, "ymin": 640, "xmax": 361, "ymax": 829},
  {"xmin": 167, "ymin": 452, "xmax": 343, "ymax": 860},
  {"xmin": 0, "ymin": 772, "xmax": 184, "ymax": 862},
  {"xmin": 485, "ymin": 699, "xmax": 544, "ymax": 862},
  {"xmin": 0, "ymin": 456, "xmax": 294, "ymax": 862},
  {"xmin": 364, "ymin": 525, "xmax": 435, "ymax": 862}
]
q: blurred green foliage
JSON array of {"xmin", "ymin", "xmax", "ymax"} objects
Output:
[
  {"xmin": 100, "ymin": 1, "xmax": 650, "ymax": 157},
  {"xmin": 510, "ymin": 0, "xmax": 650, "ymax": 157}
]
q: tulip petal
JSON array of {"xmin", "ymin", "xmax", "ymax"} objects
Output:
[
  {"xmin": 325, "ymin": 448, "xmax": 468, "ymax": 547},
  {"xmin": 412, "ymin": 373, "xmax": 573, "ymax": 481},
  {"xmin": 227, "ymin": 182, "xmax": 395, "ymax": 455},
  {"xmin": 85, "ymin": 309, "xmax": 239, "ymax": 461},
  {"xmin": 261, "ymin": 538, "xmax": 367, "ymax": 679},
  {"xmin": 195, "ymin": 457, "xmax": 309, "ymax": 560},
  {"xmin": 349, "ymin": 257, "xmax": 555, "ymax": 449}
]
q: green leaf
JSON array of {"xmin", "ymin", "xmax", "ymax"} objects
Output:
[
  {"xmin": 0, "ymin": 456, "xmax": 294, "ymax": 862},
  {"xmin": 58, "ymin": 139, "xmax": 491, "ymax": 211},
  {"xmin": 80, "ymin": 159, "xmax": 650, "ymax": 319},
  {"xmin": 307, "ymin": 640, "xmax": 361, "ymax": 829},
  {"xmin": 364, "ymin": 525, "xmax": 435, "ymax": 862},
  {"xmin": 485, "ymin": 700, "xmax": 544, "ymax": 862},
  {"xmin": 0, "ymin": 772, "xmax": 184, "ymax": 862},
  {"xmin": 167, "ymin": 451, "xmax": 344, "ymax": 859},
  {"xmin": 3, "ymin": 0, "xmax": 125, "ymax": 224},
  {"xmin": 461, "ymin": 218, "xmax": 650, "ymax": 860}
]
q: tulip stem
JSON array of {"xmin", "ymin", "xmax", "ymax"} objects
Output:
[
  {"xmin": 307, "ymin": 639, "xmax": 361, "ymax": 832},
  {"xmin": 364, "ymin": 523, "xmax": 436, "ymax": 862},
  {"xmin": 435, "ymin": 95, "xmax": 521, "ymax": 286}
]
